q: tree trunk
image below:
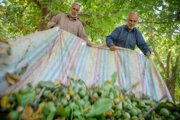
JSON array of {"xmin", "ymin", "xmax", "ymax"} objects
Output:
[
  {"xmin": 168, "ymin": 55, "xmax": 179, "ymax": 101},
  {"xmin": 168, "ymin": 78, "xmax": 176, "ymax": 100},
  {"xmin": 38, "ymin": 6, "xmax": 48, "ymax": 31},
  {"xmin": 32, "ymin": 0, "xmax": 50, "ymax": 31}
]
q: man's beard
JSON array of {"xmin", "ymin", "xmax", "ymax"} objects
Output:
[
  {"xmin": 128, "ymin": 25, "xmax": 134, "ymax": 30},
  {"xmin": 69, "ymin": 11, "xmax": 77, "ymax": 18}
]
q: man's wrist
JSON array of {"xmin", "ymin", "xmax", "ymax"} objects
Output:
[
  {"xmin": 146, "ymin": 52, "xmax": 151, "ymax": 58},
  {"xmin": 109, "ymin": 46, "xmax": 116, "ymax": 51},
  {"xmin": 146, "ymin": 51, "xmax": 151, "ymax": 55}
]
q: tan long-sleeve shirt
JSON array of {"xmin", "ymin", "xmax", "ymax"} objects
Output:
[{"xmin": 47, "ymin": 13, "xmax": 89, "ymax": 42}]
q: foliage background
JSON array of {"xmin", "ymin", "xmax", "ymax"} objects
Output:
[{"xmin": 0, "ymin": 0, "xmax": 179, "ymax": 101}]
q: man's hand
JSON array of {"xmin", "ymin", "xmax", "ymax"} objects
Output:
[
  {"xmin": 146, "ymin": 52, "xmax": 151, "ymax": 58},
  {"xmin": 47, "ymin": 22, "xmax": 57, "ymax": 29},
  {"xmin": 87, "ymin": 42, "xmax": 94, "ymax": 47},
  {"xmin": 110, "ymin": 46, "xmax": 116, "ymax": 51}
]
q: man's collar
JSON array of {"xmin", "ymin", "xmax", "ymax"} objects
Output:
[
  {"xmin": 67, "ymin": 14, "xmax": 77, "ymax": 20},
  {"xmin": 125, "ymin": 25, "xmax": 135, "ymax": 32}
]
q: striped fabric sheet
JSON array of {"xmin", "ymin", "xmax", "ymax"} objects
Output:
[{"xmin": 0, "ymin": 27, "xmax": 172, "ymax": 101}]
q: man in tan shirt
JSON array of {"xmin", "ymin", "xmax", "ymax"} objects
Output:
[{"xmin": 47, "ymin": 3, "xmax": 93, "ymax": 46}]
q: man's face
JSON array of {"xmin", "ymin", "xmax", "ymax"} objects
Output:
[
  {"xmin": 127, "ymin": 14, "xmax": 138, "ymax": 30},
  {"xmin": 69, "ymin": 4, "xmax": 80, "ymax": 17}
]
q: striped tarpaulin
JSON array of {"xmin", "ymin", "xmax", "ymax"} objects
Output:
[{"xmin": 0, "ymin": 27, "xmax": 172, "ymax": 101}]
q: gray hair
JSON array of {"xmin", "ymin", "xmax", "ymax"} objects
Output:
[
  {"xmin": 128, "ymin": 12, "xmax": 139, "ymax": 19},
  {"xmin": 70, "ymin": 2, "xmax": 81, "ymax": 10}
]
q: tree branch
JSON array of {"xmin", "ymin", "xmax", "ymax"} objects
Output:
[
  {"xmin": 20, "ymin": 5, "xmax": 28, "ymax": 14},
  {"xmin": 78, "ymin": 14, "xmax": 92, "ymax": 18},
  {"xmin": 169, "ymin": 54, "xmax": 179, "ymax": 100},
  {"xmin": 170, "ymin": 55, "xmax": 179, "ymax": 81},
  {"xmin": 152, "ymin": 49, "xmax": 166, "ymax": 72},
  {"xmin": 32, "ymin": 0, "xmax": 41, "ymax": 7},
  {"xmin": 166, "ymin": 48, "xmax": 171, "ymax": 82}
]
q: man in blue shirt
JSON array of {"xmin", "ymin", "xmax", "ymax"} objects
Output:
[{"xmin": 106, "ymin": 12, "xmax": 151, "ymax": 58}]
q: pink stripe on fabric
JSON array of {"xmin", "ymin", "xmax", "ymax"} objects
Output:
[
  {"xmin": 93, "ymin": 48, "xmax": 100, "ymax": 84},
  {"xmin": 116, "ymin": 51, "xmax": 121, "ymax": 87},
  {"xmin": 162, "ymin": 82, "xmax": 171, "ymax": 100},
  {"xmin": 118, "ymin": 51, "xmax": 125, "ymax": 89},
  {"xmin": 69, "ymin": 39, "xmax": 83, "ymax": 76},
  {"xmin": 137, "ymin": 54, "xmax": 144, "ymax": 94},
  {"xmin": 61, "ymin": 38, "xmax": 81, "ymax": 82},
  {"xmin": 57, "ymin": 31, "xmax": 72, "ymax": 79}
]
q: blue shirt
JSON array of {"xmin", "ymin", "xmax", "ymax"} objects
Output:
[{"xmin": 106, "ymin": 25, "xmax": 151, "ymax": 55}]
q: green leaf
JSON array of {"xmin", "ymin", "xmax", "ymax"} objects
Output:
[
  {"xmin": 12, "ymin": 92, "xmax": 22, "ymax": 105},
  {"xmin": 47, "ymin": 111, "xmax": 55, "ymax": 120},
  {"xmin": 86, "ymin": 118, "xmax": 97, "ymax": 120},
  {"xmin": 95, "ymin": 114, "xmax": 106, "ymax": 120},
  {"xmin": 86, "ymin": 98, "xmax": 112, "ymax": 117},
  {"xmin": 20, "ymin": 91, "xmax": 36, "ymax": 107},
  {"xmin": 56, "ymin": 108, "xmax": 69, "ymax": 117},
  {"xmin": 111, "ymin": 72, "xmax": 117, "ymax": 85},
  {"xmin": 76, "ymin": 79, "xmax": 84, "ymax": 85},
  {"xmin": 39, "ymin": 81, "xmax": 55, "ymax": 88},
  {"xmin": 43, "ymin": 102, "xmax": 56, "ymax": 116}
]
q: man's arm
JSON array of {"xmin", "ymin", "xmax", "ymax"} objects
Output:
[
  {"xmin": 136, "ymin": 30, "xmax": 151, "ymax": 57},
  {"xmin": 78, "ymin": 23, "xmax": 94, "ymax": 47},
  {"xmin": 78, "ymin": 23, "xmax": 89, "ymax": 41},
  {"xmin": 47, "ymin": 14, "xmax": 61, "ymax": 28},
  {"xmin": 106, "ymin": 28, "xmax": 120, "ymax": 50}
]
